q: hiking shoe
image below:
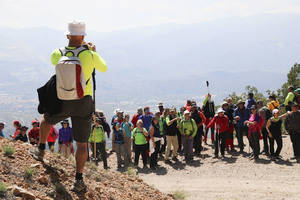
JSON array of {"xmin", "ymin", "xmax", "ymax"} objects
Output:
[
  {"xmin": 29, "ymin": 147, "xmax": 45, "ymax": 161},
  {"xmin": 71, "ymin": 179, "xmax": 87, "ymax": 193}
]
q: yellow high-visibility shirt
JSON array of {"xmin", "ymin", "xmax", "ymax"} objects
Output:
[
  {"xmin": 268, "ymin": 100, "xmax": 280, "ymax": 111},
  {"xmin": 51, "ymin": 46, "xmax": 107, "ymax": 96}
]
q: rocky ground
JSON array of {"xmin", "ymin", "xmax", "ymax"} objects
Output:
[
  {"xmin": 0, "ymin": 137, "xmax": 173, "ymax": 200},
  {"xmin": 2, "ymin": 135, "xmax": 300, "ymax": 200},
  {"xmin": 133, "ymin": 136, "xmax": 300, "ymax": 200}
]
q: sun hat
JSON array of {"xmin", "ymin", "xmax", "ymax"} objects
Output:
[
  {"xmin": 222, "ymin": 102, "xmax": 229, "ymax": 106},
  {"xmin": 65, "ymin": 21, "xmax": 87, "ymax": 36},
  {"xmin": 237, "ymin": 100, "xmax": 245, "ymax": 105},
  {"xmin": 31, "ymin": 120, "xmax": 39, "ymax": 125},
  {"xmin": 157, "ymin": 102, "xmax": 163, "ymax": 107},
  {"xmin": 272, "ymin": 109, "xmax": 280, "ymax": 115},
  {"xmin": 184, "ymin": 110, "xmax": 190, "ymax": 115},
  {"xmin": 217, "ymin": 108, "xmax": 225, "ymax": 114}
]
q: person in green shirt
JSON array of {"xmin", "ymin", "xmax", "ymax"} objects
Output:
[
  {"xmin": 179, "ymin": 110, "xmax": 198, "ymax": 162},
  {"xmin": 132, "ymin": 120, "xmax": 149, "ymax": 168},
  {"xmin": 88, "ymin": 118, "xmax": 108, "ymax": 169},
  {"xmin": 284, "ymin": 86, "xmax": 295, "ymax": 111},
  {"xmin": 30, "ymin": 21, "xmax": 108, "ymax": 193}
]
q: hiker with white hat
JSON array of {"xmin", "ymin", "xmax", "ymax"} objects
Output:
[
  {"xmin": 31, "ymin": 20, "xmax": 107, "ymax": 193},
  {"xmin": 207, "ymin": 108, "xmax": 229, "ymax": 158},
  {"xmin": 157, "ymin": 102, "xmax": 164, "ymax": 115},
  {"xmin": 179, "ymin": 110, "xmax": 198, "ymax": 163},
  {"xmin": 266, "ymin": 109, "xmax": 289, "ymax": 160}
]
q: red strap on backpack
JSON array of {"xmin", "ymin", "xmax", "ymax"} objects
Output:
[{"xmin": 76, "ymin": 64, "xmax": 84, "ymax": 98}]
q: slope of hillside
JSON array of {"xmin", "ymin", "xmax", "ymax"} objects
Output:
[{"xmin": 0, "ymin": 138, "xmax": 173, "ymax": 200}]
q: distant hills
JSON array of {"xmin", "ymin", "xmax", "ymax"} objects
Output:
[{"xmin": 0, "ymin": 13, "xmax": 299, "ymax": 131}]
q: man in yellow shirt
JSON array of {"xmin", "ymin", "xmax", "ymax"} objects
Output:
[
  {"xmin": 284, "ymin": 86, "xmax": 295, "ymax": 111},
  {"xmin": 31, "ymin": 21, "xmax": 107, "ymax": 192}
]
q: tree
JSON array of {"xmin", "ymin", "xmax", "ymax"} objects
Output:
[
  {"xmin": 267, "ymin": 63, "xmax": 300, "ymax": 104},
  {"xmin": 225, "ymin": 86, "xmax": 268, "ymax": 105}
]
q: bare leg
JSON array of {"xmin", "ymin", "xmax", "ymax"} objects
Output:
[
  {"xmin": 39, "ymin": 115, "xmax": 52, "ymax": 144},
  {"xmin": 76, "ymin": 142, "xmax": 88, "ymax": 173}
]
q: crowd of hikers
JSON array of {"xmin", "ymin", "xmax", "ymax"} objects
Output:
[
  {"xmin": 1, "ymin": 86, "xmax": 300, "ymax": 170},
  {"xmin": 1, "ymin": 21, "xmax": 299, "ymax": 193}
]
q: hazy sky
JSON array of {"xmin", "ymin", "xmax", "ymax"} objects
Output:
[{"xmin": 1, "ymin": 0, "xmax": 300, "ymax": 32}]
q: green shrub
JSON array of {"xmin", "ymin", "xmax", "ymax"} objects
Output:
[
  {"xmin": 172, "ymin": 189, "xmax": 187, "ymax": 200},
  {"xmin": 24, "ymin": 167, "xmax": 35, "ymax": 180},
  {"xmin": 2, "ymin": 145, "xmax": 15, "ymax": 156},
  {"xmin": 0, "ymin": 182, "xmax": 7, "ymax": 197},
  {"xmin": 126, "ymin": 167, "xmax": 136, "ymax": 176}
]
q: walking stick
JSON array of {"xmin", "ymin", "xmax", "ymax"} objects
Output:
[{"xmin": 93, "ymin": 127, "xmax": 97, "ymax": 162}]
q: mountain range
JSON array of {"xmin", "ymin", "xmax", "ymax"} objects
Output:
[{"xmin": 0, "ymin": 13, "xmax": 299, "ymax": 132}]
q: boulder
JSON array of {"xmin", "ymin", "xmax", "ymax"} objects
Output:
[{"xmin": 8, "ymin": 185, "xmax": 36, "ymax": 200}]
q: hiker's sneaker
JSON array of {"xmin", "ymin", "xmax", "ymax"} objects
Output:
[
  {"xmin": 29, "ymin": 148, "xmax": 45, "ymax": 161},
  {"xmin": 71, "ymin": 179, "xmax": 87, "ymax": 193}
]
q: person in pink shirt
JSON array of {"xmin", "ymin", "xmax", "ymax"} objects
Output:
[{"xmin": 245, "ymin": 105, "xmax": 263, "ymax": 161}]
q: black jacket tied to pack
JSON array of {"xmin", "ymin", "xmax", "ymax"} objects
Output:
[{"xmin": 37, "ymin": 75, "xmax": 62, "ymax": 115}]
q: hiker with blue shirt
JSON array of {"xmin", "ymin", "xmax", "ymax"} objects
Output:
[
  {"xmin": 139, "ymin": 106, "xmax": 153, "ymax": 131},
  {"xmin": 0, "ymin": 123, "xmax": 5, "ymax": 137},
  {"xmin": 245, "ymin": 92, "xmax": 256, "ymax": 110},
  {"xmin": 122, "ymin": 114, "xmax": 133, "ymax": 160},
  {"xmin": 234, "ymin": 100, "xmax": 250, "ymax": 153},
  {"xmin": 112, "ymin": 123, "xmax": 129, "ymax": 170}
]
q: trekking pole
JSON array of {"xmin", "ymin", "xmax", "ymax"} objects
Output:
[
  {"xmin": 206, "ymin": 81, "xmax": 210, "ymax": 94},
  {"xmin": 93, "ymin": 127, "xmax": 97, "ymax": 162},
  {"xmin": 206, "ymin": 81, "xmax": 214, "ymax": 114}
]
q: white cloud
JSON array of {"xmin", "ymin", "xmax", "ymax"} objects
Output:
[{"xmin": 1, "ymin": 0, "xmax": 300, "ymax": 32}]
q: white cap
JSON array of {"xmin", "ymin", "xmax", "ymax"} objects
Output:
[
  {"xmin": 217, "ymin": 108, "xmax": 225, "ymax": 114},
  {"xmin": 157, "ymin": 102, "xmax": 163, "ymax": 107},
  {"xmin": 184, "ymin": 110, "xmax": 190, "ymax": 115},
  {"xmin": 65, "ymin": 21, "xmax": 87, "ymax": 36},
  {"xmin": 272, "ymin": 109, "xmax": 280, "ymax": 115}
]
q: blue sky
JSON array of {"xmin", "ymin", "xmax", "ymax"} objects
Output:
[{"xmin": 1, "ymin": 0, "xmax": 300, "ymax": 32}]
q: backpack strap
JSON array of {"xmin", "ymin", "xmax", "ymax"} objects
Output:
[
  {"xmin": 59, "ymin": 46, "xmax": 88, "ymax": 57},
  {"xmin": 190, "ymin": 119, "xmax": 195, "ymax": 133}
]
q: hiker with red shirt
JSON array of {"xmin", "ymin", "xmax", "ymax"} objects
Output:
[
  {"xmin": 28, "ymin": 120, "xmax": 40, "ymax": 145},
  {"xmin": 131, "ymin": 107, "xmax": 143, "ymax": 128},
  {"xmin": 207, "ymin": 108, "xmax": 229, "ymax": 158},
  {"xmin": 245, "ymin": 105, "xmax": 263, "ymax": 161},
  {"xmin": 47, "ymin": 126, "xmax": 58, "ymax": 152},
  {"xmin": 185, "ymin": 100, "xmax": 192, "ymax": 112},
  {"xmin": 11, "ymin": 120, "xmax": 22, "ymax": 139},
  {"xmin": 222, "ymin": 102, "xmax": 235, "ymax": 151}
]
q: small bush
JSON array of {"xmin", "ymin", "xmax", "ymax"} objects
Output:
[
  {"xmin": 2, "ymin": 145, "xmax": 15, "ymax": 156},
  {"xmin": 86, "ymin": 161, "xmax": 97, "ymax": 171},
  {"xmin": 0, "ymin": 182, "xmax": 7, "ymax": 197},
  {"xmin": 24, "ymin": 167, "xmax": 35, "ymax": 180},
  {"xmin": 126, "ymin": 167, "xmax": 136, "ymax": 176},
  {"xmin": 94, "ymin": 174, "xmax": 102, "ymax": 182},
  {"xmin": 172, "ymin": 189, "xmax": 187, "ymax": 200}
]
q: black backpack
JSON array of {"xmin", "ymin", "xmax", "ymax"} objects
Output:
[
  {"xmin": 265, "ymin": 108, "xmax": 272, "ymax": 121},
  {"xmin": 37, "ymin": 75, "xmax": 62, "ymax": 115}
]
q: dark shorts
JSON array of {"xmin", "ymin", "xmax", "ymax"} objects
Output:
[{"xmin": 44, "ymin": 96, "xmax": 94, "ymax": 143}]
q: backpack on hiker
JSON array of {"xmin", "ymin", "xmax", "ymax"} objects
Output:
[{"xmin": 56, "ymin": 46, "xmax": 89, "ymax": 100}]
